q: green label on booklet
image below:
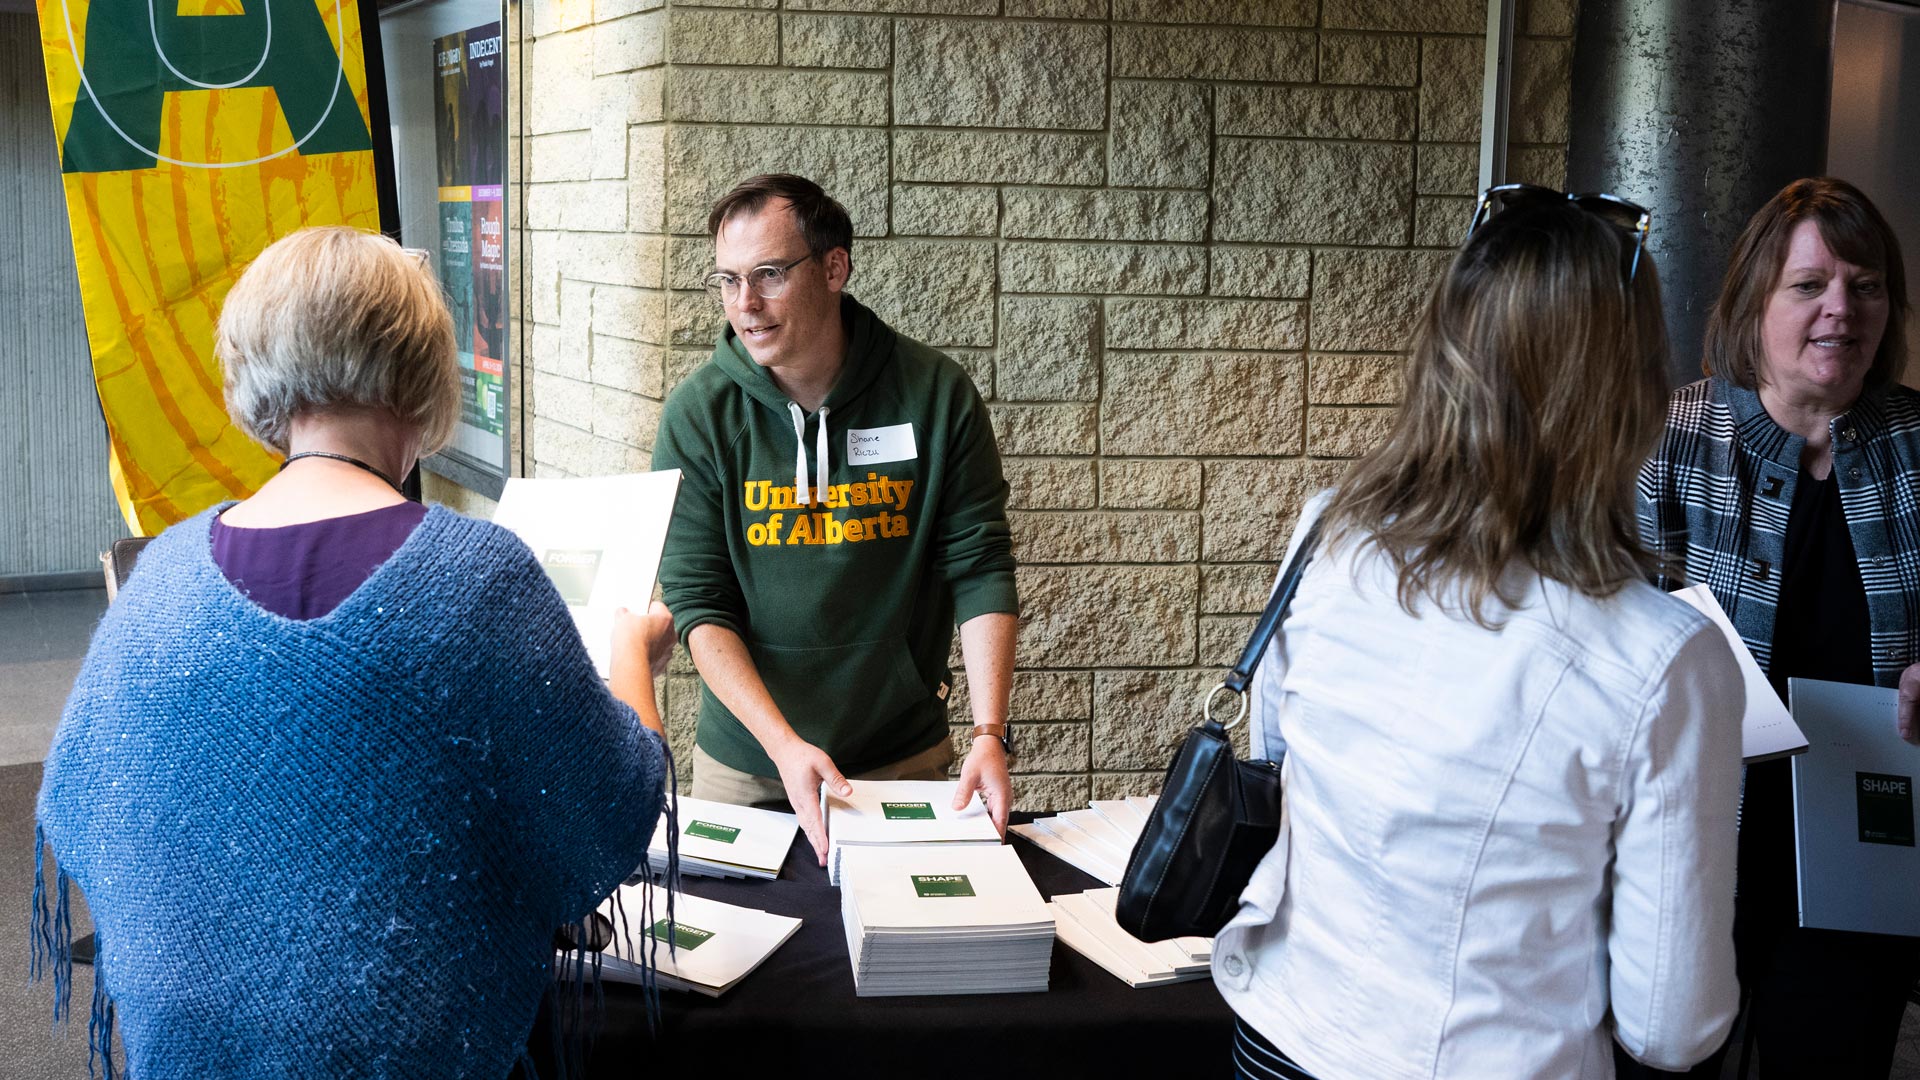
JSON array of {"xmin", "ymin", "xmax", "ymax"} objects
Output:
[
  {"xmin": 540, "ymin": 548, "xmax": 603, "ymax": 605},
  {"xmin": 649, "ymin": 919, "xmax": 714, "ymax": 950},
  {"xmin": 911, "ymin": 874, "xmax": 976, "ymax": 898},
  {"xmin": 881, "ymin": 801, "xmax": 936, "ymax": 820},
  {"xmin": 685, "ymin": 819, "xmax": 741, "ymax": 844},
  {"xmin": 1857, "ymin": 772, "xmax": 1915, "ymax": 847}
]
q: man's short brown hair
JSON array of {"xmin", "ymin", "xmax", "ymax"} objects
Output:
[
  {"xmin": 1702, "ymin": 176, "xmax": 1909, "ymax": 389},
  {"xmin": 707, "ymin": 174, "xmax": 854, "ymax": 263}
]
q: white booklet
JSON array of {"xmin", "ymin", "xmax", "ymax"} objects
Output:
[
  {"xmin": 1670, "ymin": 584, "xmax": 1809, "ymax": 762},
  {"xmin": 822, "ymin": 779, "xmax": 1000, "ymax": 885},
  {"xmin": 839, "ymin": 844, "xmax": 1054, "ymax": 997},
  {"xmin": 1050, "ymin": 888, "xmax": 1210, "ymax": 988},
  {"xmin": 646, "ymin": 795, "xmax": 798, "ymax": 880},
  {"xmin": 491, "ymin": 470, "xmax": 682, "ymax": 678},
  {"xmin": 577, "ymin": 885, "xmax": 801, "ymax": 997},
  {"xmin": 1789, "ymin": 678, "xmax": 1920, "ymax": 937}
]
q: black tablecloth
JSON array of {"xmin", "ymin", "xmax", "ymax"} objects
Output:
[{"xmin": 532, "ymin": 813, "xmax": 1235, "ymax": 1078}]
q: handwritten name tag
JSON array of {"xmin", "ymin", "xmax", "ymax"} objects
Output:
[{"xmin": 847, "ymin": 423, "xmax": 916, "ymax": 465}]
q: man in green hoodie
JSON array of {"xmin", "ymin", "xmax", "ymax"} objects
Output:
[{"xmin": 653, "ymin": 174, "xmax": 1020, "ymax": 865}]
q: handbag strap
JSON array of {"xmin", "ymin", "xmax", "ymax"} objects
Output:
[{"xmin": 1222, "ymin": 517, "xmax": 1324, "ymax": 696}]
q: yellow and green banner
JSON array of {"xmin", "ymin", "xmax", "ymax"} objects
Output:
[{"xmin": 36, "ymin": 0, "xmax": 382, "ymax": 534}]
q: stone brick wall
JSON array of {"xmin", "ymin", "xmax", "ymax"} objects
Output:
[{"xmin": 502, "ymin": 0, "xmax": 1576, "ymax": 807}]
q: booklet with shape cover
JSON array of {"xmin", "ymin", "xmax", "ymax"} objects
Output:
[
  {"xmin": 1789, "ymin": 678, "xmax": 1920, "ymax": 937},
  {"xmin": 822, "ymin": 779, "xmax": 1000, "ymax": 885},
  {"xmin": 646, "ymin": 795, "xmax": 799, "ymax": 880},
  {"xmin": 491, "ymin": 470, "xmax": 681, "ymax": 678},
  {"xmin": 569, "ymin": 885, "xmax": 801, "ymax": 997},
  {"xmin": 1670, "ymin": 584, "xmax": 1809, "ymax": 762},
  {"xmin": 838, "ymin": 844, "xmax": 1054, "ymax": 997}
]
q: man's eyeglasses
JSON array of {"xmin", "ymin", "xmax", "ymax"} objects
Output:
[
  {"xmin": 1466, "ymin": 183, "xmax": 1652, "ymax": 281},
  {"xmin": 704, "ymin": 252, "xmax": 815, "ymax": 303}
]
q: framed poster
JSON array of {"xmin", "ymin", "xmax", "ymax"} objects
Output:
[{"xmin": 379, "ymin": 1, "xmax": 511, "ymax": 496}]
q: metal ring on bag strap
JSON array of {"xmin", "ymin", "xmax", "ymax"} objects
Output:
[{"xmin": 1201, "ymin": 682, "xmax": 1250, "ymax": 730}]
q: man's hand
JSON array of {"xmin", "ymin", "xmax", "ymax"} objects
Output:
[
  {"xmin": 1897, "ymin": 663, "xmax": 1920, "ymax": 745},
  {"xmin": 953, "ymin": 735, "xmax": 1013, "ymax": 836},
  {"xmin": 769, "ymin": 735, "xmax": 853, "ymax": 865}
]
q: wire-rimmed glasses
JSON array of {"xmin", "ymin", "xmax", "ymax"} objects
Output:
[{"xmin": 704, "ymin": 252, "xmax": 816, "ymax": 303}]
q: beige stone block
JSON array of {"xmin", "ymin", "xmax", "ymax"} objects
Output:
[
  {"xmin": 528, "ymin": 132, "xmax": 593, "ymax": 182},
  {"xmin": 554, "ymin": 280, "xmax": 595, "ymax": 376},
  {"xmin": 563, "ymin": 232, "xmax": 664, "ymax": 290},
  {"xmin": 628, "ymin": 125, "xmax": 667, "ymax": 233},
  {"xmin": 1319, "ymin": 32, "xmax": 1419, "ymax": 86},
  {"xmin": 553, "ymin": 180, "xmax": 628, "ymax": 232},
  {"xmin": 1012, "ymin": 511, "xmax": 1199, "ymax": 564},
  {"xmin": 845, "ymin": 240, "xmax": 996, "ymax": 347},
  {"xmin": 1005, "ymin": 458, "xmax": 1097, "ymax": 510},
  {"xmin": 666, "ymin": 126, "xmax": 889, "ymax": 236},
  {"xmin": 1523, "ymin": 0, "xmax": 1577, "ymax": 36},
  {"xmin": 782, "ymin": 13, "xmax": 892, "ymax": 67},
  {"xmin": 669, "ymin": 8, "xmax": 779, "ymax": 65},
  {"xmin": 590, "ymin": 117, "xmax": 628, "ymax": 182},
  {"xmin": 891, "ymin": 185, "xmax": 997, "ymax": 238},
  {"xmin": 1000, "ymin": 242, "xmax": 1207, "ymax": 296},
  {"xmin": 998, "ymin": 297, "xmax": 1100, "ymax": 402},
  {"xmin": 668, "ymin": 68, "xmax": 889, "ymax": 126},
  {"xmin": 1417, "ymin": 142, "xmax": 1477, "ymax": 196},
  {"xmin": 670, "ymin": 289, "xmax": 725, "ymax": 347},
  {"xmin": 591, "ymin": 336, "xmax": 665, "ymax": 398},
  {"xmin": 990, "ymin": 404, "xmax": 1098, "ymax": 456},
  {"xmin": 1004, "ymin": 188, "xmax": 1208, "ymax": 243},
  {"xmin": 1011, "ymin": 671, "xmax": 1094, "ymax": 722},
  {"xmin": 1113, "ymin": 25, "xmax": 1314, "ymax": 81},
  {"xmin": 535, "ymin": 372, "xmax": 594, "ymax": 431},
  {"xmin": 894, "ymin": 130, "xmax": 1103, "ymax": 187},
  {"xmin": 894, "ymin": 20, "xmax": 1107, "ymax": 130},
  {"xmin": 1103, "ymin": 353, "xmax": 1303, "ymax": 456},
  {"xmin": 599, "ymin": 66, "xmax": 665, "ymax": 128},
  {"xmin": 1414, "ymin": 194, "xmax": 1472, "ymax": 247},
  {"xmin": 525, "ymin": 0, "xmax": 600, "ymax": 36},
  {"xmin": 1018, "ymin": 564, "xmax": 1197, "ymax": 667},
  {"xmin": 592, "ymin": 10, "xmax": 665, "ymax": 75},
  {"xmin": 593, "ymin": 385, "xmax": 663, "ymax": 447},
  {"xmin": 590, "ymin": 284, "xmax": 667, "ymax": 344},
  {"xmin": 1006, "ymin": 0, "xmax": 1106, "ymax": 16},
  {"xmin": 1214, "ymin": 139, "xmax": 1411, "ymax": 246},
  {"xmin": 786, "ymin": 0, "xmax": 995, "ymax": 11},
  {"xmin": 528, "ymin": 30, "xmax": 595, "ymax": 134},
  {"xmin": 948, "ymin": 720, "xmax": 1089, "ymax": 774},
  {"xmin": 532, "ymin": 418, "xmax": 646, "ymax": 475},
  {"xmin": 1012, "ymin": 773, "xmax": 1093, "ymax": 814},
  {"xmin": 1419, "ymin": 36, "xmax": 1483, "ymax": 142},
  {"xmin": 946, "ymin": 349, "xmax": 994, "ymax": 399},
  {"xmin": 667, "ymin": 238, "xmax": 713, "ymax": 291},
  {"xmin": 1309, "ymin": 405, "xmax": 1396, "ymax": 458},
  {"xmin": 1310, "ymin": 248, "xmax": 1453, "ymax": 351},
  {"xmin": 1506, "ymin": 146, "xmax": 1569, "ymax": 189},
  {"xmin": 1209, "ymin": 246, "xmax": 1312, "ymax": 300},
  {"xmin": 1324, "ymin": 0, "xmax": 1483, "ymax": 32},
  {"xmin": 529, "ymin": 240, "xmax": 563, "ymax": 325},
  {"xmin": 1512, "ymin": 39, "xmax": 1573, "ymax": 145},
  {"xmin": 599, "ymin": 0, "xmax": 668, "ymax": 17},
  {"xmin": 1199, "ymin": 614, "xmax": 1259, "ymax": 666},
  {"xmin": 1217, "ymin": 85, "xmax": 1416, "ymax": 140},
  {"xmin": 1101, "ymin": 459, "xmax": 1203, "ymax": 510},
  {"xmin": 1309, "ymin": 354, "xmax": 1404, "ymax": 404},
  {"xmin": 1104, "ymin": 298, "xmax": 1307, "ymax": 350},
  {"xmin": 1201, "ymin": 458, "xmax": 1347, "ymax": 560},
  {"xmin": 1201, "ymin": 562, "xmax": 1278, "ymax": 614},
  {"xmin": 1109, "ymin": 81, "xmax": 1209, "ymax": 189},
  {"xmin": 1092, "ymin": 670, "xmax": 1219, "ymax": 769},
  {"xmin": 1113, "ymin": 0, "xmax": 1313, "ymax": 23},
  {"xmin": 1092, "ymin": 771, "xmax": 1164, "ymax": 800}
]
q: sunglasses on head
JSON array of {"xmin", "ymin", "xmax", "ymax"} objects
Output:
[{"xmin": 1466, "ymin": 183, "xmax": 1653, "ymax": 282}]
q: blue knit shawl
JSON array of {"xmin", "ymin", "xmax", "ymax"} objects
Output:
[{"xmin": 32, "ymin": 506, "xmax": 668, "ymax": 1079}]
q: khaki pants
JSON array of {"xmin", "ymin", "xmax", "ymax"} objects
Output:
[{"xmin": 690, "ymin": 740, "xmax": 954, "ymax": 808}]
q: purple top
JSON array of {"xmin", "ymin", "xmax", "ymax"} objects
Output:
[{"xmin": 210, "ymin": 502, "xmax": 429, "ymax": 620}]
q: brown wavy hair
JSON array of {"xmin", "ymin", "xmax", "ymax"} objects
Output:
[
  {"xmin": 1319, "ymin": 201, "xmax": 1670, "ymax": 626},
  {"xmin": 1703, "ymin": 176, "xmax": 1908, "ymax": 389}
]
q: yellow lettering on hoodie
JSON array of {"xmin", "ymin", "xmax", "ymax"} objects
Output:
[
  {"xmin": 744, "ymin": 480, "xmax": 770, "ymax": 512},
  {"xmin": 891, "ymin": 480, "xmax": 914, "ymax": 511}
]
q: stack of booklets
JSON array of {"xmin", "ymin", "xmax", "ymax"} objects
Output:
[
  {"xmin": 567, "ymin": 884, "xmax": 802, "ymax": 997},
  {"xmin": 1050, "ymin": 887, "xmax": 1212, "ymax": 988},
  {"xmin": 1009, "ymin": 796, "xmax": 1158, "ymax": 886},
  {"xmin": 822, "ymin": 779, "xmax": 1000, "ymax": 885},
  {"xmin": 645, "ymin": 795, "xmax": 799, "ymax": 880},
  {"xmin": 838, "ymin": 844, "xmax": 1054, "ymax": 997}
]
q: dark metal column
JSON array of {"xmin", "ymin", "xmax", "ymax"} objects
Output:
[{"xmin": 1567, "ymin": 0, "xmax": 1832, "ymax": 387}]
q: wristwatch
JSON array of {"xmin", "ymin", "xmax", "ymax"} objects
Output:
[{"xmin": 969, "ymin": 722, "xmax": 1016, "ymax": 762}]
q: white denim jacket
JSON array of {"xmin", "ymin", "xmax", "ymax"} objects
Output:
[{"xmin": 1214, "ymin": 495, "xmax": 1743, "ymax": 1079}]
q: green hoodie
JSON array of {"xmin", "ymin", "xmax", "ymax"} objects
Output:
[{"xmin": 652, "ymin": 296, "xmax": 1018, "ymax": 778}]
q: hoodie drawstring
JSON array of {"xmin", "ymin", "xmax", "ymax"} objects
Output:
[{"xmin": 787, "ymin": 403, "xmax": 832, "ymax": 506}]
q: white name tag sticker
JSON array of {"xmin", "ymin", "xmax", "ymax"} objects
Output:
[{"xmin": 847, "ymin": 423, "xmax": 916, "ymax": 466}]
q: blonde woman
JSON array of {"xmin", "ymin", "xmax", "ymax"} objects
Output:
[
  {"xmin": 1216, "ymin": 191, "xmax": 1744, "ymax": 1079},
  {"xmin": 33, "ymin": 227, "xmax": 672, "ymax": 1078}
]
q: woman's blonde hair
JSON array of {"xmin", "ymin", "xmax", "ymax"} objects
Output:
[
  {"xmin": 1320, "ymin": 201, "xmax": 1670, "ymax": 625},
  {"xmin": 216, "ymin": 226, "xmax": 459, "ymax": 455}
]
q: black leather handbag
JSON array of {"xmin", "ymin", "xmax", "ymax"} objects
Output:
[{"xmin": 1115, "ymin": 519, "xmax": 1322, "ymax": 943}]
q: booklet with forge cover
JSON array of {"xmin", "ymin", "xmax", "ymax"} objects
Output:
[
  {"xmin": 822, "ymin": 779, "xmax": 1000, "ymax": 885},
  {"xmin": 573, "ymin": 884, "xmax": 802, "ymax": 997},
  {"xmin": 491, "ymin": 470, "xmax": 681, "ymax": 678},
  {"xmin": 1670, "ymin": 584, "xmax": 1809, "ymax": 762},
  {"xmin": 645, "ymin": 795, "xmax": 798, "ymax": 880},
  {"xmin": 838, "ymin": 844, "xmax": 1054, "ymax": 997}
]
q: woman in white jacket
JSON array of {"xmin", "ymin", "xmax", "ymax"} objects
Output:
[{"xmin": 1218, "ymin": 190, "xmax": 1744, "ymax": 1080}]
